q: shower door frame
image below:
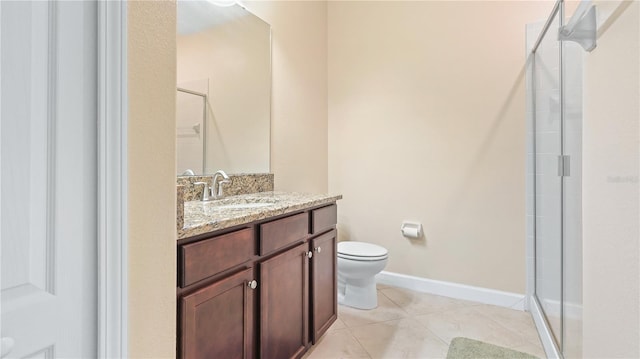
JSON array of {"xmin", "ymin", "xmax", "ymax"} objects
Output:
[{"xmin": 528, "ymin": 0, "xmax": 566, "ymax": 358}]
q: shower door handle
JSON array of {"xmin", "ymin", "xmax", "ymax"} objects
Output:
[{"xmin": 558, "ymin": 155, "xmax": 570, "ymax": 177}]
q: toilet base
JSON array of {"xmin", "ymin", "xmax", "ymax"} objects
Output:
[{"xmin": 337, "ymin": 274, "xmax": 378, "ymax": 310}]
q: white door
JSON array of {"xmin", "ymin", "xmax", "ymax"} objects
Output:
[{"xmin": 1, "ymin": 1, "xmax": 98, "ymax": 358}]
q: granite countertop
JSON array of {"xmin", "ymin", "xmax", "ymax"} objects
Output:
[{"xmin": 178, "ymin": 191, "xmax": 342, "ymax": 240}]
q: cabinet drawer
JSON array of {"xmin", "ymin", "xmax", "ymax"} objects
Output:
[
  {"xmin": 311, "ymin": 204, "xmax": 337, "ymax": 234},
  {"xmin": 180, "ymin": 228, "xmax": 254, "ymax": 287},
  {"xmin": 259, "ymin": 212, "xmax": 309, "ymax": 255}
]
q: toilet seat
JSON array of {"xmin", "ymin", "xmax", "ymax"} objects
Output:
[{"xmin": 337, "ymin": 241, "xmax": 388, "ymax": 261}]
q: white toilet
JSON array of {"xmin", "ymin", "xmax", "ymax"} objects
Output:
[{"xmin": 337, "ymin": 241, "xmax": 389, "ymax": 310}]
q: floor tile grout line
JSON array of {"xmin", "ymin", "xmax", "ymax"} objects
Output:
[
  {"xmin": 406, "ymin": 313, "xmax": 452, "ymax": 347},
  {"xmin": 343, "ymin": 325, "xmax": 373, "ymax": 359},
  {"xmin": 413, "ymin": 319, "xmax": 453, "ymax": 347},
  {"xmin": 344, "ymin": 316, "xmax": 451, "ymax": 359},
  {"xmin": 379, "ymin": 287, "xmax": 488, "ymax": 318},
  {"xmin": 337, "ymin": 287, "xmax": 543, "ymax": 358},
  {"xmin": 380, "ymin": 285, "xmax": 489, "ymax": 307},
  {"xmin": 411, "ymin": 305, "xmax": 540, "ymax": 353},
  {"xmin": 381, "ymin": 287, "xmax": 527, "ymax": 318},
  {"xmin": 339, "ymin": 314, "xmax": 409, "ymax": 330},
  {"xmin": 305, "ymin": 327, "xmax": 372, "ymax": 359},
  {"xmin": 376, "ymin": 289, "xmax": 412, "ymax": 316},
  {"xmin": 458, "ymin": 306, "xmax": 538, "ymax": 351},
  {"xmin": 470, "ymin": 306, "xmax": 543, "ymax": 349},
  {"xmin": 343, "ymin": 316, "xmax": 456, "ymax": 358}
]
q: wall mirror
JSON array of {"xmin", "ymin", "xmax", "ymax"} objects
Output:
[{"xmin": 176, "ymin": 1, "xmax": 271, "ymax": 176}]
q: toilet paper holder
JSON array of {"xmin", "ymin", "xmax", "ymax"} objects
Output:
[{"xmin": 401, "ymin": 221, "xmax": 422, "ymax": 239}]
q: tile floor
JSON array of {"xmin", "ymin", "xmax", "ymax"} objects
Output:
[{"xmin": 303, "ymin": 284, "xmax": 546, "ymax": 359}]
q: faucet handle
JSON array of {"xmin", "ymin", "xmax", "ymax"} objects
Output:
[
  {"xmin": 193, "ymin": 181, "xmax": 212, "ymax": 201},
  {"xmin": 216, "ymin": 179, "xmax": 231, "ymax": 197}
]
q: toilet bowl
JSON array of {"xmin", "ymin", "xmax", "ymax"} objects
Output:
[{"xmin": 337, "ymin": 241, "xmax": 388, "ymax": 310}]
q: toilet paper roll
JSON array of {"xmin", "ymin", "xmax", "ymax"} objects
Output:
[{"xmin": 401, "ymin": 226, "xmax": 420, "ymax": 238}]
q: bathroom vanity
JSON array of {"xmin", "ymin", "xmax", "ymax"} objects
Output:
[{"xmin": 177, "ymin": 192, "xmax": 341, "ymax": 359}]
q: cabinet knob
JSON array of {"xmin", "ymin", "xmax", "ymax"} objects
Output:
[
  {"xmin": 314, "ymin": 247, "xmax": 322, "ymax": 253},
  {"xmin": 247, "ymin": 280, "xmax": 258, "ymax": 289},
  {"xmin": 307, "ymin": 251, "xmax": 313, "ymax": 259}
]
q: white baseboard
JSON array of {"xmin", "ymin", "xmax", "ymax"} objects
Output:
[{"xmin": 375, "ymin": 271, "xmax": 526, "ymax": 310}]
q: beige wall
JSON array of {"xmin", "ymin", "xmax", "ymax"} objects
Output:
[
  {"xmin": 245, "ymin": 1, "xmax": 328, "ymax": 193},
  {"xmin": 328, "ymin": 1, "xmax": 553, "ymax": 293},
  {"xmin": 583, "ymin": 1, "xmax": 639, "ymax": 357},
  {"xmin": 128, "ymin": 1, "xmax": 177, "ymax": 358}
]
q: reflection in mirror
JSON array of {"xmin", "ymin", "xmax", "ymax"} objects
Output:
[
  {"xmin": 177, "ymin": 85, "xmax": 207, "ymax": 175},
  {"xmin": 176, "ymin": 1, "xmax": 271, "ymax": 175}
]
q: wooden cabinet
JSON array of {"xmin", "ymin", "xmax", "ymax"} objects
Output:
[
  {"xmin": 260, "ymin": 212, "xmax": 308, "ymax": 255},
  {"xmin": 177, "ymin": 203, "xmax": 338, "ymax": 359},
  {"xmin": 259, "ymin": 242, "xmax": 309, "ymax": 359},
  {"xmin": 180, "ymin": 268, "xmax": 256, "ymax": 359},
  {"xmin": 180, "ymin": 228, "xmax": 254, "ymax": 287},
  {"xmin": 311, "ymin": 204, "xmax": 337, "ymax": 235},
  {"xmin": 310, "ymin": 229, "xmax": 337, "ymax": 343}
]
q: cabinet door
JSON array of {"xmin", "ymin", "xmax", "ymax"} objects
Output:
[
  {"xmin": 260, "ymin": 242, "xmax": 310, "ymax": 359},
  {"xmin": 180, "ymin": 268, "xmax": 256, "ymax": 359},
  {"xmin": 310, "ymin": 229, "xmax": 338, "ymax": 343}
]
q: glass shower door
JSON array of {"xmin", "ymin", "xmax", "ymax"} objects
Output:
[
  {"xmin": 533, "ymin": 8, "xmax": 563, "ymax": 347},
  {"xmin": 531, "ymin": 2, "xmax": 584, "ymax": 356}
]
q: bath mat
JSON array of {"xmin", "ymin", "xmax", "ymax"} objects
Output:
[{"xmin": 446, "ymin": 337, "xmax": 539, "ymax": 359}]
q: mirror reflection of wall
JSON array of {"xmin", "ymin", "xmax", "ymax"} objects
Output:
[
  {"xmin": 176, "ymin": 1, "xmax": 271, "ymax": 176},
  {"xmin": 176, "ymin": 80, "xmax": 208, "ymax": 175}
]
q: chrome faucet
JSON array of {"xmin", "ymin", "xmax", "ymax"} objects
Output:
[
  {"xmin": 194, "ymin": 181, "xmax": 213, "ymax": 201},
  {"xmin": 211, "ymin": 170, "xmax": 231, "ymax": 200},
  {"xmin": 194, "ymin": 170, "xmax": 231, "ymax": 201}
]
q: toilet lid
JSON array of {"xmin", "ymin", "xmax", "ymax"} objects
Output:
[{"xmin": 337, "ymin": 241, "xmax": 388, "ymax": 260}]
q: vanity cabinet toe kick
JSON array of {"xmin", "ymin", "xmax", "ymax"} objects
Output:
[{"xmin": 177, "ymin": 203, "xmax": 338, "ymax": 359}]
